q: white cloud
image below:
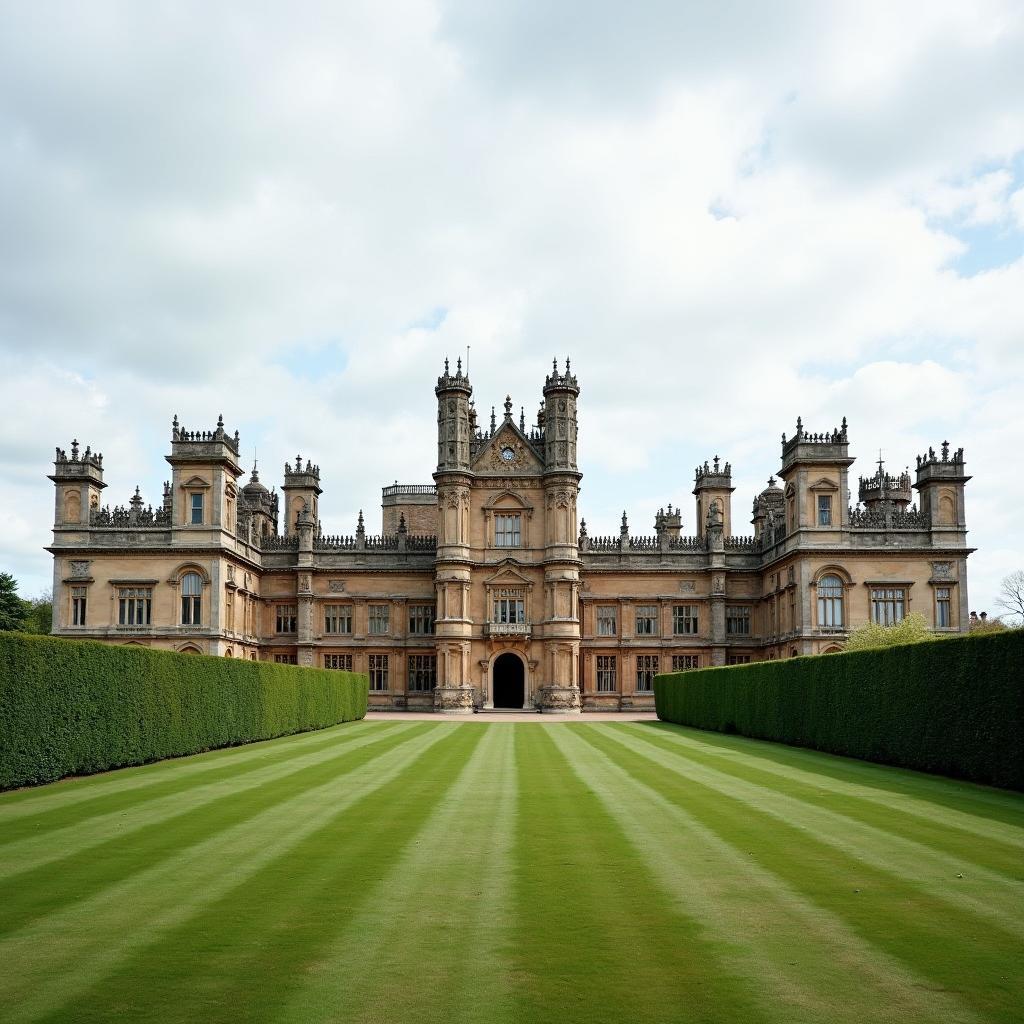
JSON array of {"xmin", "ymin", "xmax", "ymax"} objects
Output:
[{"xmin": 0, "ymin": 1, "xmax": 1023, "ymax": 611}]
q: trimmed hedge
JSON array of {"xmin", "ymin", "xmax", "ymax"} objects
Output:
[
  {"xmin": 654, "ymin": 630, "xmax": 1024, "ymax": 790},
  {"xmin": 0, "ymin": 632, "xmax": 368, "ymax": 789}
]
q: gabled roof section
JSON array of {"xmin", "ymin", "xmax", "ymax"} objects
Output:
[
  {"xmin": 472, "ymin": 420, "xmax": 544, "ymax": 474},
  {"xmin": 483, "ymin": 559, "xmax": 535, "ymax": 587}
]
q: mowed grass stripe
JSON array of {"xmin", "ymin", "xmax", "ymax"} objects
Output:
[
  {"xmin": 626, "ymin": 723, "xmax": 1024, "ymax": 880},
  {"xmin": 0, "ymin": 723, "xmax": 454, "ymax": 1024},
  {"xmin": 0, "ymin": 719, "xmax": 386, "ymax": 821},
  {"xmin": 0, "ymin": 721, "xmax": 429, "ymax": 937},
  {"xmin": 0, "ymin": 721, "xmax": 416, "ymax": 883},
  {"xmin": 508, "ymin": 726, "xmax": 773, "ymax": 1024},
  {"xmin": 38, "ymin": 724, "xmax": 488, "ymax": 1024},
  {"xmin": 642, "ymin": 722, "xmax": 1024, "ymax": 839},
  {"xmin": 575, "ymin": 725, "xmax": 1022, "ymax": 1024},
  {"xmin": 556, "ymin": 726, "xmax": 981, "ymax": 1024},
  {"xmin": 604, "ymin": 724, "xmax": 1024, "ymax": 935},
  {"xmin": 279, "ymin": 724, "xmax": 519, "ymax": 1024}
]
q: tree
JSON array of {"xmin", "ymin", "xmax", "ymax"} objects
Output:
[
  {"xmin": 844, "ymin": 612, "xmax": 936, "ymax": 652},
  {"xmin": 22, "ymin": 589, "xmax": 53, "ymax": 635},
  {"xmin": 0, "ymin": 572, "xmax": 29, "ymax": 632},
  {"xmin": 995, "ymin": 570, "xmax": 1024, "ymax": 626}
]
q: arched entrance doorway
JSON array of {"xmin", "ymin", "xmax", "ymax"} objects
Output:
[{"xmin": 492, "ymin": 653, "xmax": 525, "ymax": 709}]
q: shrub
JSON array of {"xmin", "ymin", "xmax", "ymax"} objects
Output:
[
  {"xmin": 654, "ymin": 630, "xmax": 1024, "ymax": 790},
  {"xmin": 0, "ymin": 632, "xmax": 368, "ymax": 789},
  {"xmin": 844, "ymin": 611, "xmax": 936, "ymax": 651}
]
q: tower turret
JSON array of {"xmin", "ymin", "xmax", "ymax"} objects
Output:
[
  {"xmin": 281, "ymin": 455, "xmax": 322, "ymax": 537},
  {"xmin": 49, "ymin": 440, "xmax": 106, "ymax": 527},
  {"xmin": 859, "ymin": 457, "xmax": 912, "ymax": 511},
  {"xmin": 914, "ymin": 442, "xmax": 970, "ymax": 530},
  {"xmin": 435, "ymin": 357, "xmax": 473, "ymax": 472},
  {"xmin": 778, "ymin": 416, "xmax": 853, "ymax": 532},
  {"xmin": 542, "ymin": 357, "xmax": 579, "ymax": 471},
  {"xmin": 693, "ymin": 456, "xmax": 734, "ymax": 539},
  {"xmin": 165, "ymin": 414, "xmax": 243, "ymax": 530}
]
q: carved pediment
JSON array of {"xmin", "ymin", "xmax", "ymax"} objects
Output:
[
  {"xmin": 483, "ymin": 560, "xmax": 534, "ymax": 588},
  {"xmin": 472, "ymin": 424, "xmax": 543, "ymax": 473}
]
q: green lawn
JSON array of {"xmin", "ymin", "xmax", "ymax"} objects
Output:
[{"xmin": 1, "ymin": 721, "xmax": 1022, "ymax": 1024}]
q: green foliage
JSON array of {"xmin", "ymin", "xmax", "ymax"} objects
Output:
[
  {"xmin": 655, "ymin": 630, "xmax": 1024, "ymax": 790},
  {"xmin": 844, "ymin": 611, "xmax": 935, "ymax": 651},
  {"xmin": 0, "ymin": 573, "xmax": 28, "ymax": 632},
  {"xmin": 20, "ymin": 592, "xmax": 53, "ymax": 635},
  {"xmin": 0, "ymin": 632, "xmax": 368, "ymax": 789}
]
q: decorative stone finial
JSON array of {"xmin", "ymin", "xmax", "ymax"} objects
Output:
[
  {"xmin": 504, "ymin": 395, "xmax": 513, "ymax": 419},
  {"xmin": 520, "ymin": 406, "xmax": 525, "ymax": 431},
  {"xmin": 490, "ymin": 406, "xmax": 497, "ymax": 433},
  {"xmin": 444, "ymin": 357, "xmax": 449, "ymax": 374},
  {"xmin": 217, "ymin": 413, "xmax": 224, "ymax": 428},
  {"xmin": 71, "ymin": 439, "xmax": 79, "ymax": 460}
]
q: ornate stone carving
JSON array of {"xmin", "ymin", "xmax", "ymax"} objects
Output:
[
  {"xmin": 327, "ymin": 580, "xmax": 346, "ymax": 592},
  {"xmin": 931, "ymin": 561, "xmax": 953, "ymax": 579},
  {"xmin": 433, "ymin": 686, "xmax": 475, "ymax": 714},
  {"xmin": 539, "ymin": 685, "xmax": 581, "ymax": 713},
  {"xmin": 712, "ymin": 574, "xmax": 726, "ymax": 594},
  {"xmin": 69, "ymin": 560, "xmax": 90, "ymax": 577},
  {"xmin": 679, "ymin": 580, "xmax": 696, "ymax": 593}
]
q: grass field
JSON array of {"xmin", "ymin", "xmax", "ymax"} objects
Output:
[{"xmin": 1, "ymin": 720, "xmax": 1022, "ymax": 1024}]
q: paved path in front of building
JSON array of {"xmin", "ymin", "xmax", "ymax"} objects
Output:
[{"xmin": 364, "ymin": 710, "xmax": 659, "ymax": 723}]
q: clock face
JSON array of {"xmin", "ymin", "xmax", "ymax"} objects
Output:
[{"xmin": 500, "ymin": 446, "xmax": 516, "ymax": 463}]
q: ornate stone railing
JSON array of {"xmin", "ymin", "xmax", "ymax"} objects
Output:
[
  {"xmin": 406, "ymin": 535, "xmax": 438, "ymax": 551},
  {"xmin": 90, "ymin": 506, "xmax": 171, "ymax": 527},
  {"xmin": 668, "ymin": 535, "xmax": 705, "ymax": 550},
  {"xmin": 261, "ymin": 534, "xmax": 299, "ymax": 550},
  {"xmin": 364, "ymin": 535, "xmax": 399, "ymax": 550},
  {"xmin": 629, "ymin": 536, "xmax": 659, "ymax": 551},
  {"xmin": 316, "ymin": 535, "xmax": 358, "ymax": 550},
  {"xmin": 485, "ymin": 622, "xmax": 530, "ymax": 637},
  {"xmin": 382, "ymin": 483, "xmax": 437, "ymax": 498},
  {"xmin": 849, "ymin": 505, "xmax": 930, "ymax": 529},
  {"xmin": 724, "ymin": 535, "xmax": 758, "ymax": 550}
]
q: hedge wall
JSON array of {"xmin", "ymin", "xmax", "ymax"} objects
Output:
[
  {"xmin": 0, "ymin": 632, "xmax": 368, "ymax": 789},
  {"xmin": 654, "ymin": 630, "xmax": 1024, "ymax": 790}
]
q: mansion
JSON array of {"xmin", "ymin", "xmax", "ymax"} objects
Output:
[{"xmin": 48, "ymin": 359, "xmax": 973, "ymax": 712}]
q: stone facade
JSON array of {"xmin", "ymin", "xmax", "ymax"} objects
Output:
[{"xmin": 47, "ymin": 360, "xmax": 974, "ymax": 713}]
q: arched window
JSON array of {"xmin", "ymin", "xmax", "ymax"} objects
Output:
[
  {"xmin": 181, "ymin": 572, "xmax": 202, "ymax": 625},
  {"xmin": 817, "ymin": 574, "xmax": 843, "ymax": 628}
]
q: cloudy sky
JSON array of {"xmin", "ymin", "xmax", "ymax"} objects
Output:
[{"xmin": 1, "ymin": 1, "xmax": 1022, "ymax": 613}]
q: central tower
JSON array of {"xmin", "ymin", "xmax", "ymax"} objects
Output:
[
  {"xmin": 538, "ymin": 358, "xmax": 583, "ymax": 712},
  {"xmin": 432, "ymin": 358, "xmax": 476, "ymax": 713}
]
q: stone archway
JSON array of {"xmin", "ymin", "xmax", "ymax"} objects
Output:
[{"xmin": 492, "ymin": 652, "xmax": 525, "ymax": 710}]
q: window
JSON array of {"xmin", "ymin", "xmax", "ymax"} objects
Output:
[
  {"xmin": 190, "ymin": 492, "xmax": 204, "ymax": 525},
  {"xmin": 408, "ymin": 604, "xmax": 435, "ymax": 635},
  {"xmin": 596, "ymin": 655, "xmax": 617, "ymax": 692},
  {"xmin": 871, "ymin": 587, "xmax": 906, "ymax": 625},
  {"xmin": 494, "ymin": 514, "xmax": 521, "ymax": 547},
  {"xmin": 818, "ymin": 494, "xmax": 833, "ymax": 526},
  {"xmin": 817, "ymin": 575, "xmax": 844, "ymax": 628},
  {"xmin": 492, "ymin": 598, "xmax": 525, "ymax": 624},
  {"xmin": 407, "ymin": 654, "xmax": 437, "ymax": 692},
  {"xmin": 181, "ymin": 572, "xmax": 202, "ymax": 624},
  {"xmin": 635, "ymin": 655, "xmax": 659, "ymax": 692},
  {"xmin": 325, "ymin": 604, "xmax": 353, "ymax": 634},
  {"xmin": 635, "ymin": 605, "xmax": 658, "ymax": 636},
  {"xmin": 596, "ymin": 606, "xmax": 617, "ymax": 636},
  {"xmin": 275, "ymin": 604, "xmax": 297, "ymax": 633},
  {"xmin": 368, "ymin": 604, "xmax": 390, "ymax": 635},
  {"xmin": 672, "ymin": 655, "xmax": 700, "ymax": 671},
  {"xmin": 936, "ymin": 587, "xmax": 952, "ymax": 627},
  {"xmin": 727, "ymin": 654, "xmax": 751, "ymax": 665},
  {"xmin": 324, "ymin": 654, "xmax": 353, "ymax": 670},
  {"xmin": 118, "ymin": 587, "xmax": 152, "ymax": 626},
  {"xmin": 369, "ymin": 654, "xmax": 390, "ymax": 691},
  {"xmin": 672, "ymin": 605, "xmax": 699, "ymax": 635},
  {"xmin": 274, "ymin": 653, "xmax": 297, "ymax": 665},
  {"xmin": 71, "ymin": 586, "xmax": 87, "ymax": 626},
  {"xmin": 726, "ymin": 606, "xmax": 751, "ymax": 636}
]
